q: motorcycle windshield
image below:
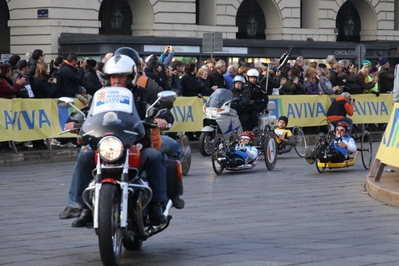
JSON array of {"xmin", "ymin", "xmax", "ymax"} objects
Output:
[
  {"xmin": 81, "ymin": 87, "xmax": 145, "ymax": 148},
  {"xmin": 205, "ymin": 88, "xmax": 233, "ymax": 108}
]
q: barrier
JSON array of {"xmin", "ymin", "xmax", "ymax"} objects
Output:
[
  {"xmin": 0, "ymin": 94, "xmax": 393, "ymax": 142},
  {"xmin": 369, "ymin": 103, "xmax": 399, "ymax": 181}
]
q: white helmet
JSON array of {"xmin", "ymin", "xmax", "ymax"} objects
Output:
[
  {"xmin": 233, "ymin": 75, "xmax": 245, "ymax": 84},
  {"xmin": 103, "ymin": 54, "xmax": 137, "ymax": 87},
  {"xmin": 247, "ymin": 69, "xmax": 259, "ymax": 78}
]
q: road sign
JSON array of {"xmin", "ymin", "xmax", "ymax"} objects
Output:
[{"xmin": 202, "ymin": 32, "xmax": 223, "ymax": 57}]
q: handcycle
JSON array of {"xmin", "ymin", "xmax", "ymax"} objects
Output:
[
  {"xmin": 250, "ymin": 102, "xmax": 307, "ymax": 170},
  {"xmin": 310, "ymin": 125, "xmax": 372, "ymax": 173}
]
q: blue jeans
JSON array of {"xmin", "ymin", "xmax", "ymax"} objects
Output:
[
  {"xmin": 66, "ymin": 144, "xmax": 168, "ymax": 208},
  {"xmin": 158, "ymin": 135, "xmax": 182, "ymax": 160}
]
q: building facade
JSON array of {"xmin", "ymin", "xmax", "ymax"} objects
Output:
[{"xmin": 1, "ymin": 0, "xmax": 399, "ymax": 65}]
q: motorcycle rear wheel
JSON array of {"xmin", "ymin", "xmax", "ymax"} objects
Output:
[
  {"xmin": 98, "ymin": 184, "xmax": 122, "ymax": 266},
  {"xmin": 211, "ymin": 134, "xmax": 226, "ymax": 175}
]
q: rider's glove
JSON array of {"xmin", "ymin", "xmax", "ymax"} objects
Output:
[{"xmin": 238, "ymin": 144, "xmax": 247, "ymax": 152}]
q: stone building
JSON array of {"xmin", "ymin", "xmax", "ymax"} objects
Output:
[{"xmin": 1, "ymin": 0, "xmax": 399, "ymax": 66}]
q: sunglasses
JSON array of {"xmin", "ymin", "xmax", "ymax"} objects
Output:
[{"xmin": 240, "ymin": 136, "xmax": 250, "ymax": 140}]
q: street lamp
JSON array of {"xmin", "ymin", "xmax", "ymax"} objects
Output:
[
  {"xmin": 343, "ymin": 16, "xmax": 355, "ymax": 40},
  {"xmin": 246, "ymin": 0, "xmax": 257, "ymax": 37},
  {"xmin": 110, "ymin": 1, "xmax": 123, "ymax": 29}
]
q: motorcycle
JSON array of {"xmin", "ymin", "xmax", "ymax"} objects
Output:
[
  {"xmin": 199, "ymin": 88, "xmax": 243, "ymax": 156},
  {"xmin": 58, "ymin": 88, "xmax": 183, "ymax": 266}
]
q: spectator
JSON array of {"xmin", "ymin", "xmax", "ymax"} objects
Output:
[
  {"xmin": 279, "ymin": 75, "xmax": 295, "ymax": 95},
  {"xmin": 261, "ymin": 65, "xmax": 281, "ymax": 95},
  {"xmin": 368, "ymin": 66, "xmax": 380, "ymax": 96},
  {"xmin": 32, "ymin": 61, "xmax": 57, "ymax": 98},
  {"xmin": 325, "ymin": 55, "xmax": 337, "ymax": 69},
  {"xmin": 10, "ymin": 59, "xmax": 31, "ymax": 98},
  {"xmin": 378, "ymin": 58, "xmax": 394, "ymax": 93},
  {"xmin": 96, "ymin": 62, "xmax": 106, "ymax": 86},
  {"xmin": 169, "ymin": 60, "xmax": 183, "ymax": 95},
  {"xmin": 102, "ymin": 52, "xmax": 113, "ymax": 63},
  {"xmin": 9, "ymin": 54, "xmax": 21, "ymax": 73},
  {"xmin": 75, "ymin": 86, "xmax": 92, "ymax": 105},
  {"xmin": 159, "ymin": 45, "xmax": 174, "ymax": 68},
  {"xmin": 354, "ymin": 60, "xmax": 377, "ymax": 94},
  {"xmin": 181, "ymin": 62, "xmax": 204, "ymax": 96},
  {"xmin": 197, "ymin": 67, "xmax": 217, "ymax": 96},
  {"xmin": 210, "ymin": 59, "xmax": 226, "ymax": 88},
  {"xmin": 318, "ymin": 68, "xmax": 341, "ymax": 95},
  {"xmin": 338, "ymin": 59, "xmax": 361, "ymax": 94},
  {"xmin": 237, "ymin": 66, "xmax": 248, "ymax": 83},
  {"xmin": 50, "ymin": 57, "xmax": 63, "ymax": 77},
  {"xmin": 145, "ymin": 59, "xmax": 171, "ymax": 90},
  {"xmin": 58, "ymin": 53, "xmax": 85, "ymax": 98},
  {"xmin": 309, "ymin": 61, "xmax": 318, "ymax": 70},
  {"xmin": 330, "ymin": 62, "xmax": 343, "ymax": 86},
  {"xmin": 294, "ymin": 56, "xmax": 305, "ymax": 79},
  {"xmin": 28, "ymin": 49, "xmax": 45, "ymax": 78},
  {"xmin": 305, "ymin": 67, "xmax": 320, "ymax": 94},
  {"xmin": 0, "ymin": 63, "xmax": 25, "ymax": 99},
  {"xmin": 224, "ymin": 65, "xmax": 237, "ymax": 90},
  {"xmin": 83, "ymin": 59, "xmax": 102, "ymax": 96},
  {"xmin": 291, "ymin": 66, "xmax": 306, "ymax": 94}
]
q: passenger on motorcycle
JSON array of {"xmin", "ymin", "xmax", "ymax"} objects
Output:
[
  {"xmin": 230, "ymin": 75, "xmax": 251, "ymax": 130},
  {"xmin": 228, "ymin": 131, "xmax": 259, "ymax": 167},
  {"xmin": 246, "ymin": 69, "xmax": 269, "ymax": 130},
  {"xmin": 274, "ymin": 116, "xmax": 297, "ymax": 153},
  {"xmin": 59, "ymin": 54, "xmax": 182, "ymax": 227},
  {"xmin": 305, "ymin": 121, "xmax": 356, "ymax": 163}
]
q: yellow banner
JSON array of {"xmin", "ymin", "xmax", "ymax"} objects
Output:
[
  {"xmin": 376, "ymin": 103, "xmax": 399, "ymax": 167},
  {"xmin": 0, "ymin": 94, "xmax": 394, "ymax": 141}
]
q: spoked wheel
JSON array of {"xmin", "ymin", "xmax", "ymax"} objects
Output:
[
  {"xmin": 315, "ymin": 132, "xmax": 327, "ymax": 173},
  {"xmin": 292, "ymin": 126, "xmax": 306, "ymax": 158},
  {"xmin": 361, "ymin": 130, "xmax": 372, "ymax": 169},
  {"xmin": 264, "ymin": 131, "xmax": 277, "ymax": 171},
  {"xmin": 211, "ymin": 134, "xmax": 227, "ymax": 175},
  {"xmin": 251, "ymin": 127, "xmax": 262, "ymax": 147},
  {"xmin": 98, "ymin": 184, "xmax": 122, "ymax": 266},
  {"xmin": 178, "ymin": 134, "xmax": 191, "ymax": 176},
  {"xmin": 199, "ymin": 131, "xmax": 215, "ymax": 156}
]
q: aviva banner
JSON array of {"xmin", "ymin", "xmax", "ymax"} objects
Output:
[
  {"xmin": 376, "ymin": 103, "xmax": 399, "ymax": 167},
  {"xmin": 0, "ymin": 94, "xmax": 394, "ymax": 141}
]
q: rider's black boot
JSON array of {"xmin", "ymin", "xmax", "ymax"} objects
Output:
[
  {"xmin": 71, "ymin": 209, "xmax": 93, "ymax": 228},
  {"xmin": 149, "ymin": 202, "xmax": 167, "ymax": 225}
]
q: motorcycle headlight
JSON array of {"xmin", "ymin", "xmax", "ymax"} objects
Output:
[{"xmin": 98, "ymin": 136, "xmax": 124, "ymax": 162}]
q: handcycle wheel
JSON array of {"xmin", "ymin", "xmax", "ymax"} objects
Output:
[
  {"xmin": 360, "ymin": 130, "xmax": 372, "ymax": 170},
  {"xmin": 315, "ymin": 132, "xmax": 327, "ymax": 173},
  {"xmin": 178, "ymin": 134, "xmax": 191, "ymax": 176},
  {"xmin": 211, "ymin": 134, "xmax": 226, "ymax": 175},
  {"xmin": 292, "ymin": 126, "xmax": 306, "ymax": 158},
  {"xmin": 264, "ymin": 131, "xmax": 277, "ymax": 171}
]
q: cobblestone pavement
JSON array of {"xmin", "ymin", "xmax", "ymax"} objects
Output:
[{"xmin": 1, "ymin": 144, "xmax": 399, "ymax": 266}]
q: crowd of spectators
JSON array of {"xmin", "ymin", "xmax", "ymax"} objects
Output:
[{"xmin": 0, "ymin": 47, "xmax": 398, "ymax": 151}]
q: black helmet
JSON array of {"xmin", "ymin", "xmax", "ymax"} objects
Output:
[{"xmin": 114, "ymin": 47, "xmax": 141, "ymax": 70}]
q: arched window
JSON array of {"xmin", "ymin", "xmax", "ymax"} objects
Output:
[
  {"xmin": 236, "ymin": 0, "xmax": 265, "ymax": 39},
  {"xmin": 99, "ymin": 0, "xmax": 132, "ymax": 35},
  {"xmin": 336, "ymin": 1, "xmax": 360, "ymax": 42}
]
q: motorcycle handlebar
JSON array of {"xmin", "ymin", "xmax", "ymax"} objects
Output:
[{"xmin": 59, "ymin": 128, "xmax": 78, "ymax": 135}]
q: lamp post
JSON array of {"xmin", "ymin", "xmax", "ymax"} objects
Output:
[
  {"xmin": 246, "ymin": 0, "xmax": 257, "ymax": 37},
  {"xmin": 110, "ymin": 1, "xmax": 123, "ymax": 29}
]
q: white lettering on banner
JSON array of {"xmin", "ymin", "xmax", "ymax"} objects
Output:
[
  {"xmin": 214, "ymin": 47, "xmax": 248, "ymax": 54},
  {"xmin": 335, "ymin": 50, "xmax": 356, "ymax": 56},
  {"xmin": 353, "ymin": 101, "xmax": 389, "ymax": 116},
  {"xmin": 3, "ymin": 110, "xmax": 51, "ymax": 130},
  {"xmin": 171, "ymin": 106, "xmax": 194, "ymax": 122},
  {"xmin": 144, "ymin": 45, "xmax": 200, "ymax": 53},
  {"xmin": 286, "ymin": 102, "xmax": 327, "ymax": 118}
]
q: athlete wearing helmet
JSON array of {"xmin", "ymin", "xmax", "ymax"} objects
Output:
[
  {"xmin": 60, "ymin": 54, "xmax": 182, "ymax": 228},
  {"xmin": 231, "ymin": 75, "xmax": 251, "ymax": 130},
  {"xmin": 327, "ymin": 91, "xmax": 354, "ymax": 136},
  {"xmin": 246, "ymin": 68, "xmax": 269, "ymax": 129},
  {"xmin": 228, "ymin": 131, "xmax": 259, "ymax": 167}
]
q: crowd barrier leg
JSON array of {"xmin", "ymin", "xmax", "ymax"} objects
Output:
[
  {"xmin": 368, "ymin": 159, "xmax": 386, "ymax": 182},
  {"xmin": 9, "ymin": 141, "xmax": 18, "ymax": 153},
  {"xmin": 45, "ymin": 139, "xmax": 52, "ymax": 151}
]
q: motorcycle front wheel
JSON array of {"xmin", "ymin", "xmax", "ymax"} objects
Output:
[
  {"xmin": 199, "ymin": 131, "xmax": 215, "ymax": 156},
  {"xmin": 98, "ymin": 184, "xmax": 122, "ymax": 266}
]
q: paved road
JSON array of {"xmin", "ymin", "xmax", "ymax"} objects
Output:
[{"xmin": 1, "ymin": 143, "xmax": 399, "ymax": 266}]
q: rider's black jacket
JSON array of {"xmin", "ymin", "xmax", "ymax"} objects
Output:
[
  {"xmin": 231, "ymin": 87, "xmax": 251, "ymax": 114},
  {"xmin": 246, "ymin": 82, "xmax": 269, "ymax": 111},
  {"xmin": 66, "ymin": 85, "xmax": 174, "ymax": 149}
]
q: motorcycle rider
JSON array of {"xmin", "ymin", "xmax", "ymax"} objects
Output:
[
  {"xmin": 59, "ymin": 54, "xmax": 182, "ymax": 227},
  {"xmin": 228, "ymin": 131, "xmax": 259, "ymax": 167},
  {"xmin": 246, "ymin": 68, "xmax": 269, "ymax": 130},
  {"xmin": 230, "ymin": 75, "xmax": 251, "ymax": 131}
]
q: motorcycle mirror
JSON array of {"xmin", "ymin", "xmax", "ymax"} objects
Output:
[
  {"xmin": 57, "ymin": 97, "xmax": 75, "ymax": 108},
  {"xmin": 157, "ymin": 90, "xmax": 177, "ymax": 103}
]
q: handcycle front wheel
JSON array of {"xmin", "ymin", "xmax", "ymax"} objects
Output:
[
  {"xmin": 292, "ymin": 126, "xmax": 306, "ymax": 158},
  {"xmin": 211, "ymin": 134, "xmax": 227, "ymax": 175},
  {"xmin": 315, "ymin": 132, "xmax": 327, "ymax": 173},
  {"xmin": 360, "ymin": 130, "xmax": 372, "ymax": 170}
]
